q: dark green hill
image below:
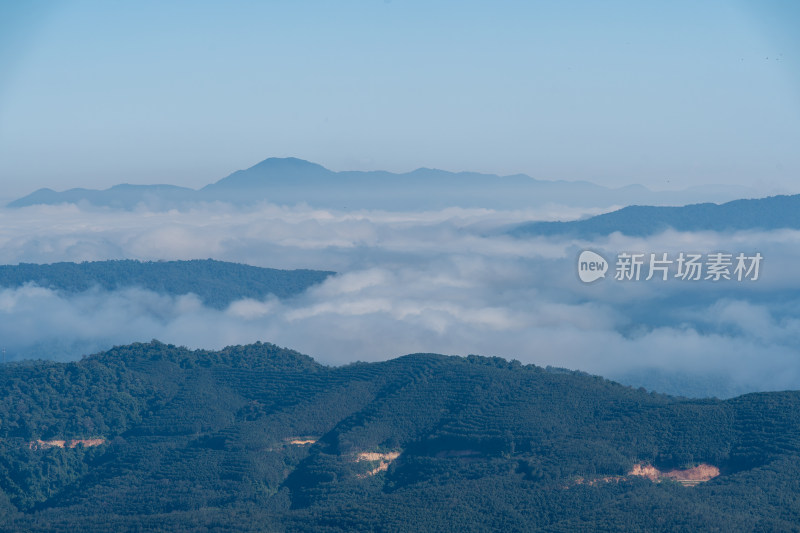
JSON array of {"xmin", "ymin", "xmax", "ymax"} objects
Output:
[
  {"xmin": 511, "ymin": 194, "xmax": 800, "ymax": 238},
  {"xmin": 0, "ymin": 259, "xmax": 334, "ymax": 308},
  {"xmin": 1, "ymin": 341, "xmax": 799, "ymax": 531}
]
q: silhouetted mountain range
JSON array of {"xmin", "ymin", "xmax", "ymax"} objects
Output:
[
  {"xmin": 8, "ymin": 157, "xmax": 757, "ymax": 211},
  {"xmin": 511, "ymin": 194, "xmax": 800, "ymax": 238},
  {"xmin": 0, "ymin": 259, "xmax": 333, "ymax": 309}
]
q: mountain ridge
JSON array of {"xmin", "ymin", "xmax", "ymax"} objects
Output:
[
  {"xmin": 510, "ymin": 193, "xmax": 800, "ymax": 238},
  {"xmin": 0, "ymin": 259, "xmax": 334, "ymax": 310},
  {"xmin": 7, "ymin": 157, "xmax": 758, "ymax": 211},
  {"xmin": 2, "ymin": 340, "xmax": 800, "ymax": 530}
]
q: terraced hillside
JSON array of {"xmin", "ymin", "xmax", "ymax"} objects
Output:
[{"xmin": 1, "ymin": 341, "xmax": 799, "ymax": 531}]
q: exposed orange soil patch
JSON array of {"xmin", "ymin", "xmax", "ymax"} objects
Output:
[
  {"xmin": 573, "ymin": 463, "xmax": 719, "ymax": 488},
  {"xmin": 630, "ymin": 463, "xmax": 720, "ymax": 485},
  {"xmin": 29, "ymin": 438, "xmax": 106, "ymax": 450},
  {"xmin": 288, "ymin": 439, "xmax": 317, "ymax": 445},
  {"xmin": 356, "ymin": 451, "xmax": 401, "ymax": 477}
]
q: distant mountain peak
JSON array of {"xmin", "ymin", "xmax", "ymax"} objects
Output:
[
  {"xmin": 250, "ymin": 156, "xmax": 329, "ymax": 171},
  {"xmin": 202, "ymin": 157, "xmax": 334, "ymax": 191},
  {"xmin": 7, "ymin": 157, "xmax": 761, "ymax": 210}
]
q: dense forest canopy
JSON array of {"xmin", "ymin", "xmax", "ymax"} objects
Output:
[
  {"xmin": 511, "ymin": 194, "xmax": 800, "ymax": 238},
  {"xmin": 0, "ymin": 341, "xmax": 799, "ymax": 531},
  {"xmin": 0, "ymin": 259, "xmax": 334, "ymax": 308}
]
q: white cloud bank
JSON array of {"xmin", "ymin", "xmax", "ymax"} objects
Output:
[{"xmin": 0, "ymin": 202, "xmax": 799, "ymax": 396}]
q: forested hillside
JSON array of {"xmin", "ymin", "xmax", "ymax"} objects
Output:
[
  {"xmin": 1, "ymin": 341, "xmax": 799, "ymax": 531},
  {"xmin": 510, "ymin": 194, "xmax": 800, "ymax": 238},
  {"xmin": 0, "ymin": 260, "xmax": 334, "ymax": 308}
]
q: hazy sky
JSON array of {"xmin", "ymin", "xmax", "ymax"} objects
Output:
[{"xmin": 1, "ymin": 1, "xmax": 798, "ymax": 198}]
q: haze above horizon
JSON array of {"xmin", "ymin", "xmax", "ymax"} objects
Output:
[{"xmin": 1, "ymin": 1, "xmax": 798, "ymax": 199}]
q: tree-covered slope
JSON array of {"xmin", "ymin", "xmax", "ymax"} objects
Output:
[
  {"xmin": 0, "ymin": 260, "xmax": 334, "ymax": 308},
  {"xmin": 0, "ymin": 341, "xmax": 799, "ymax": 531},
  {"xmin": 511, "ymin": 194, "xmax": 800, "ymax": 238}
]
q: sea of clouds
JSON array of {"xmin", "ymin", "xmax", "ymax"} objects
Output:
[{"xmin": 0, "ymin": 201, "xmax": 798, "ymax": 397}]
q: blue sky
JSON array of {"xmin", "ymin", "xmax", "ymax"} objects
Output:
[{"xmin": 0, "ymin": 0, "xmax": 798, "ymax": 198}]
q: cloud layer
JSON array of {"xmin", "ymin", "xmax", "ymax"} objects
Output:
[{"xmin": 1, "ymin": 202, "xmax": 798, "ymax": 397}]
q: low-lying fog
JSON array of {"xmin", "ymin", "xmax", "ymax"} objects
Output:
[{"xmin": 1, "ymin": 202, "xmax": 798, "ymax": 398}]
